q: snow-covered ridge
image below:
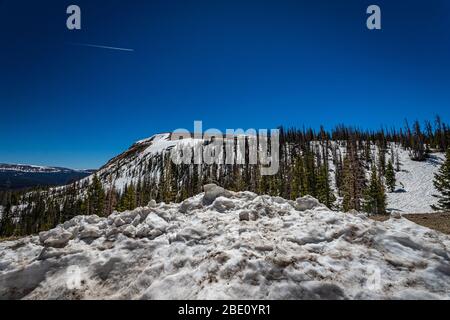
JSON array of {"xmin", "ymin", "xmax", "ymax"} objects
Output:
[
  {"xmin": 0, "ymin": 163, "xmax": 93, "ymax": 174},
  {"xmin": 1, "ymin": 185, "xmax": 449, "ymax": 300},
  {"xmin": 85, "ymin": 133, "xmax": 444, "ymax": 213}
]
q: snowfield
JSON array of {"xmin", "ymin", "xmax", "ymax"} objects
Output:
[
  {"xmin": 1, "ymin": 185, "xmax": 449, "ymax": 300},
  {"xmin": 386, "ymin": 151, "xmax": 444, "ymax": 213}
]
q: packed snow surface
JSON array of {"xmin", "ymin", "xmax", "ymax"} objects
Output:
[
  {"xmin": 386, "ymin": 152, "xmax": 444, "ymax": 213},
  {"xmin": 2, "ymin": 186, "xmax": 449, "ymax": 300}
]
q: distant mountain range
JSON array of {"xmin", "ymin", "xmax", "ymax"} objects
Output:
[{"xmin": 0, "ymin": 163, "xmax": 95, "ymax": 190}]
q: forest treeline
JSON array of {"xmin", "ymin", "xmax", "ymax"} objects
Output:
[{"xmin": 2, "ymin": 116, "xmax": 450, "ymax": 237}]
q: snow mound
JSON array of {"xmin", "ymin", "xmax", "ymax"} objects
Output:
[{"xmin": 1, "ymin": 187, "xmax": 450, "ymax": 300}]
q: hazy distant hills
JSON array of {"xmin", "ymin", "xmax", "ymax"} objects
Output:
[{"xmin": 0, "ymin": 163, "xmax": 95, "ymax": 190}]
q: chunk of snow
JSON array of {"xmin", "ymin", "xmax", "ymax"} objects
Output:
[
  {"xmin": 295, "ymin": 195, "xmax": 326, "ymax": 211},
  {"xmin": 79, "ymin": 225, "xmax": 103, "ymax": 239},
  {"xmin": 144, "ymin": 212, "xmax": 168, "ymax": 232},
  {"xmin": 39, "ymin": 227, "xmax": 72, "ymax": 248}
]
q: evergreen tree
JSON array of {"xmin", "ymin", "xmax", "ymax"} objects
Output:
[
  {"xmin": 334, "ymin": 151, "xmax": 344, "ymax": 196},
  {"xmin": 385, "ymin": 160, "xmax": 396, "ymax": 192},
  {"xmin": 304, "ymin": 147, "xmax": 317, "ymax": 196},
  {"xmin": 87, "ymin": 174, "xmax": 105, "ymax": 216},
  {"xmin": 232, "ymin": 165, "xmax": 245, "ymax": 192},
  {"xmin": 342, "ymin": 143, "xmax": 366, "ymax": 212},
  {"xmin": 410, "ymin": 120, "xmax": 426, "ymax": 161},
  {"xmin": 291, "ymin": 155, "xmax": 305, "ymax": 199},
  {"xmin": 363, "ymin": 165, "xmax": 387, "ymax": 214},
  {"xmin": 377, "ymin": 145, "xmax": 386, "ymax": 177},
  {"xmin": 316, "ymin": 165, "xmax": 336, "ymax": 208},
  {"xmin": 363, "ymin": 141, "xmax": 372, "ymax": 163},
  {"xmin": 258, "ymin": 173, "xmax": 270, "ymax": 195},
  {"xmin": 395, "ymin": 150, "xmax": 401, "ymax": 172},
  {"xmin": 0, "ymin": 203, "xmax": 15, "ymax": 237},
  {"xmin": 432, "ymin": 148, "xmax": 450, "ymax": 211},
  {"xmin": 118, "ymin": 184, "xmax": 136, "ymax": 211}
]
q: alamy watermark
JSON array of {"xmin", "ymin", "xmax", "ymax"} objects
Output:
[
  {"xmin": 65, "ymin": 265, "xmax": 84, "ymax": 290},
  {"xmin": 66, "ymin": 5, "xmax": 81, "ymax": 30},
  {"xmin": 169, "ymin": 121, "xmax": 280, "ymax": 176},
  {"xmin": 366, "ymin": 265, "xmax": 382, "ymax": 291},
  {"xmin": 66, "ymin": 4, "xmax": 381, "ymax": 31}
]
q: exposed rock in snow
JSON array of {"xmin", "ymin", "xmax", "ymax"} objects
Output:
[
  {"xmin": 1, "ymin": 189, "xmax": 450, "ymax": 300},
  {"xmin": 202, "ymin": 184, "xmax": 232, "ymax": 205},
  {"xmin": 238, "ymin": 210, "xmax": 257, "ymax": 221},
  {"xmin": 390, "ymin": 212, "xmax": 403, "ymax": 219},
  {"xmin": 239, "ymin": 210, "xmax": 250, "ymax": 221}
]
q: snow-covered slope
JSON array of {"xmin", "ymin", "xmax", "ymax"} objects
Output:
[
  {"xmin": 387, "ymin": 151, "xmax": 444, "ymax": 213},
  {"xmin": 85, "ymin": 134, "xmax": 444, "ymax": 213},
  {"xmin": 1, "ymin": 186, "xmax": 449, "ymax": 300},
  {"xmin": 91, "ymin": 133, "xmax": 203, "ymax": 192}
]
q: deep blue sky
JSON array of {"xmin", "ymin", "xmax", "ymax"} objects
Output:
[{"xmin": 1, "ymin": 0, "xmax": 450, "ymax": 168}]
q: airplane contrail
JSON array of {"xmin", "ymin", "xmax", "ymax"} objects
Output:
[{"xmin": 68, "ymin": 42, "xmax": 135, "ymax": 52}]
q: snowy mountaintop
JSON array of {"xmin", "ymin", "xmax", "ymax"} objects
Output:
[{"xmin": 94, "ymin": 132, "xmax": 204, "ymax": 190}]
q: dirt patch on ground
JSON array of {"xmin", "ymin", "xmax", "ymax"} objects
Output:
[
  {"xmin": 371, "ymin": 213, "xmax": 450, "ymax": 235},
  {"xmin": 0, "ymin": 236, "xmax": 23, "ymax": 243},
  {"xmin": 370, "ymin": 215, "xmax": 390, "ymax": 222}
]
